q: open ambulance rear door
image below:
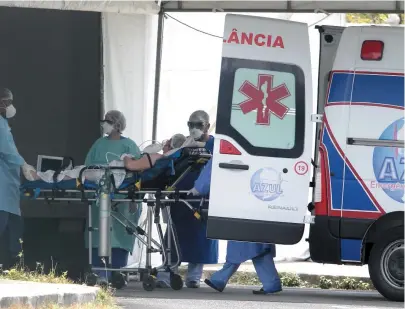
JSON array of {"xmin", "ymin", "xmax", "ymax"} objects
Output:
[{"xmin": 207, "ymin": 14, "xmax": 313, "ymax": 245}]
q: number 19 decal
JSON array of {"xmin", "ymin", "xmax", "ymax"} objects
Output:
[{"xmin": 294, "ymin": 161, "xmax": 309, "ymax": 175}]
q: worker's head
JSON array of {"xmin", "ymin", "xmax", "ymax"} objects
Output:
[
  {"xmin": 0, "ymin": 88, "xmax": 15, "ymax": 119},
  {"xmin": 188, "ymin": 110, "xmax": 210, "ymax": 141},
  {"xmin": 101, "ymin": 110, "xmax": 126, "ymax": 136},
  {"xmin": 162, "ymin": 134, "xmax": 186, "ymax": 153}
]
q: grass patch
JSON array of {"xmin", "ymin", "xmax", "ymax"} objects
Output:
[
  {"xmin": 0, "ymin": 240, "xmax": 117, "ymax": 309},
  {"xmin": 179, "ymin": 267, "xmax": 373, "ymax": 290},
  {"xmin": 0, "ymin": 263, "xmax": 72, "ymax": 285}
]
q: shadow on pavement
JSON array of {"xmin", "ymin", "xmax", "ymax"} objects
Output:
[{"xmin": 114, "ymin": 282, "xmax": 403, "ymax": 307}]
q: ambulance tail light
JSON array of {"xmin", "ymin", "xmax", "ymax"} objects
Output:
[
  {"xmin": 219, "ymin": 140, "xmax": 241, "ymax": 155},
  {"xmin": 314, "ymin": 167, "xmax": 322, "ymax": 203},
  {"xmin": 361, "ymin": 40, "xmax": 384, "ymax": 61},
  {"xmin": 314, "ymin": 149, "xmax": 328, "ymax": 216}
]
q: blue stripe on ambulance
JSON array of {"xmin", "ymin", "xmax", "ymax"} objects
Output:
[
  {"xmin": 340, "ymin": 239, "xmax": 362, "ymax": 262},
  {"xmin": 328, "ymin": 72, "xmax": 405, "ymax": 108},
  {"xmin": 322, "ymin": 128, "xmax": 380, "ymax": 212}
]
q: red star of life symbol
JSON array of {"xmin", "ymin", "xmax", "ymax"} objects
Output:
[{"xmin": 238, "ymin": 74, "xmax": 291, "ymax": 125}]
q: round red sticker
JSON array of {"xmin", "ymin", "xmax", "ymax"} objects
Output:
[{"xmin": 294, "ymin": 161, "xmax": 309, "ymax": 175}]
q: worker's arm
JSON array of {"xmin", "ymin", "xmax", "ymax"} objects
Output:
[
  {"xmin": 0, "ymin": 125, "xmax": 25, "ymax": 166},
  {"xmin": 127, "ymin": 138, "xmax": 142, "ymax": 160},
  {"xmin": 192, "ymin": 158, "xmax": 213, "ymax": 196},
  {"xmin": 124, "ymin": 153, "xmax": 163, "ymax": 171}
]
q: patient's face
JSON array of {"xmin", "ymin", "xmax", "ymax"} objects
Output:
[{"xmin": 163, "ymin": 139, "xmax": 171, "ymax": 153}]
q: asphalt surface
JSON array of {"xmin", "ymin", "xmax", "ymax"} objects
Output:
[{"xmin": 115, "ymin": 283, "xmax": 403, "ymax": 309}]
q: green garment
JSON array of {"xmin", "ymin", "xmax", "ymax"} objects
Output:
[{"xmin": 84, "ymin": 136, "xmax": 142, "ymax": 253}]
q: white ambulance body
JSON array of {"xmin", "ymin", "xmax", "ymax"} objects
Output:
[{"xmin": 207, "ymin": 14, "xmax": 404, "ymax": 302}]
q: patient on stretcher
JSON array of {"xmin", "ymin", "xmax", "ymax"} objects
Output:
[
  {"xmin": 22, "ymin": 152, "xmax": 163, "ymax": 188},
  {"xmin": 22, "ymin": 132, "xmax": 209, "ymax": 185}
]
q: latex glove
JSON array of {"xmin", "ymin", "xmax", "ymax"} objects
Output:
[
  {"xmin": 187, "ymin": 187, "xmax": 200, "ymax": 196},
  {"xmin": 22, "ymin": 162, "xmax": 37, "ymax": 181}
]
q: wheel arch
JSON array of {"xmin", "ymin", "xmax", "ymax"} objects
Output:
[{"xmin": 362, "ymin": 211, "xmax": 404, "ymax": 264}]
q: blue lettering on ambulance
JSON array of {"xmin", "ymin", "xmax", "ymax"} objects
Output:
[
  {"xmin": 378, "ymin": 156, "xmax": 404, "ymax": 182},
  {"xmin": 373, "ymin": 118, "xmax": 405, "ymax": 203},
  {"xmin": 252, "ymin": 183, "xmax": 283, "ymax": 194}
]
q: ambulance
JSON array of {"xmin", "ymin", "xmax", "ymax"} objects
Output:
[{"xmin": 207, "ymin": 14, "xmax": 404, "ymax": 302}]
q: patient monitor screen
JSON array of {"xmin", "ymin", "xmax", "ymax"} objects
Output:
[{"xmin": 39, "ymin": 158, "xmax": 64, "ymax": 172}]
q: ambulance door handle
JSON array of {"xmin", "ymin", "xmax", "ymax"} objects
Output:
[{"xmin": 219, "ymin": 163, "xmax": 249, "ymax": 171}]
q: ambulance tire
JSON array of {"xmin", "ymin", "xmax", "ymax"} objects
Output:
[{"xmin": 368, "ymin": 228, "xmax": 404, "ymax": 302}]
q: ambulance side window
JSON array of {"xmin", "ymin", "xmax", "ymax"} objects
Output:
[{"xmin": 216, "ymin": 57, "xmax": 306, "ymax": 159}]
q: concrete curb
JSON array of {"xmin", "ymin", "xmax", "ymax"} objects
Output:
[{"xmin": 0, "ymin": 280, "xmax": 99, "ymax": 308}]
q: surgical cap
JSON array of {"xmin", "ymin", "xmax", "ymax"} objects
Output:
[
  {"xmin": 104, "ymin": 110, "xmax": 126, "ymax": 132},
  {"xmin": 1, "ymin": 88, "xmax": 13, "ymax": 100},
  {"xmin": 171, "ymin": 133, "xmax": 186, "ymax": 148},
  {"xmin": 189, "ymin": 110, "xmax": 209, "ymax": 124}
]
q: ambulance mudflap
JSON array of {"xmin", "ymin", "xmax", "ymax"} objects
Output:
[{"xmin": 207, "ymin": 14, "xmax": 314, "ymax": 245}]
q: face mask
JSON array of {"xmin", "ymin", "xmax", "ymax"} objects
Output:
[
  {"xmin": 101, "ymin": 122, "xmax": 114, "ymax": 135},
  {"xmin": 190, "ymin": 128, "xmax": 204, "ymax": 141},
  {"xmin": 2, "ymin": 104, "xmax": 16, "ymax": 118}
]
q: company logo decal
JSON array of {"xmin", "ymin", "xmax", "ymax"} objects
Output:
[
  {"xmin": 372, "ymin": 117, "xmax": 404, "ymax": 203},
  {"xmin": 250, "ymin": 167, "xmax": 284, "ymax": 201}
]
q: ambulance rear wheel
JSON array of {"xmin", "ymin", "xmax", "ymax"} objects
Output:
[
  {"xmin": 170, "ymin": 274, "xmax": 183, "ymax": 290},
  {"xmin": 369, "ymin": 228, "xmax": 404, "ymax": 302},
  {"xmin": 143, "ymin": 275, "xmax": 156, "ymax": 292}
]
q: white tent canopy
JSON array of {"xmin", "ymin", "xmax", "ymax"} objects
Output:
[
  {"xmin": 162, "ymin": 1, "xmax": 404, "ymax": 13},
  {"xmin": 0, "ymin": 1, "xmax": 403, "ymax": 14},
  {"xmin": 0, "ymin": 1, "xmax": 160, "ymax": 14}
]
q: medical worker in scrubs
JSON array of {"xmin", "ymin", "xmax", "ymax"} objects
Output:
[
  {"xmin": 190, "ymin": 158, "xmax": 283, "ymax": 295},
  {"xmin": 85, "ymin": 110, "xmax": 142, "ymax": 287},
  {"xmin": 0, "ymin": 88, "xmax": 30, "ymax": 270},
  {"xmin": 157, "ymin": 110, "xmax": 218, "ymax": 289}
]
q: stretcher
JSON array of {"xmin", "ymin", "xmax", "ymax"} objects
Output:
[{"xmin": 20, "ymin": 147, "xmax": 211, "ymax": 291}]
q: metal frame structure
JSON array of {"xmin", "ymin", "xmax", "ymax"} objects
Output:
[{"xmin": 150, "ymin": 0, "xmax": 404, "ymax": 140}]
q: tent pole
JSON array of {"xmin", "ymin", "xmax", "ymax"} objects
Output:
[{"xmin": 151, "ymin": 10, "xmax": 165, "ymax": 142}]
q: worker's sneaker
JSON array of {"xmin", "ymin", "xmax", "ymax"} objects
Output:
[
  {"xmin": 204, "ymin": 279, "xmax": 224, "ymax": 292},
  {"xmin": 252, "ymin": 287, "xmax": 282, "ymax": 295},
  {"xmin": 186, "ymin": 280, "xmax": 200, "ymax": 288}
]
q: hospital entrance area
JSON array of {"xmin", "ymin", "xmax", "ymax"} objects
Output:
[{"xmin": 0, "ymin": 2, "xmax": 403, "ymax": 303}]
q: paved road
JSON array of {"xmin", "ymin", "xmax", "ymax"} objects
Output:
[{"xmin": 115, "ymin": 283, "xmax": 403, "ymax": 309}]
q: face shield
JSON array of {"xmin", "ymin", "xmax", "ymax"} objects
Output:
[{"xmin": 188, "ymin": 110, "xmax": 210, "ymax": 141}]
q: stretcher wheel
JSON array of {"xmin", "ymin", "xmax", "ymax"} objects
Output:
[
  {"xmin": 86, "ymin": 273, "xmax": 98, "ymax": 287},
  {"xmin": 143, "ymin": 275, "xmax": 156, "ymax": 292},
  {"xmin": 111, "ymin": 272, "xmax": 127, "ymax": 290},
  {"xmin": 170, "ymin": 274, "xmax": 183, "ymax": 290}
]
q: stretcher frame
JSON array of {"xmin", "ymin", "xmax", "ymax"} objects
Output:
[{"xmin": 21, "ymin": 150, "xmax": 211, "ymax": 291}]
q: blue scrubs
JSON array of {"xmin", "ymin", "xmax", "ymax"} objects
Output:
[
  {"xmin": 0, "ymin": 116, "xmax": 25, "ymax": 268},
  {"xmin": 194, "ymin": 157, "xmax": 282, "ymax": 294},
  {"xmin": 158, "ymin": 136, "xmax": 218, "ymax": 286}
]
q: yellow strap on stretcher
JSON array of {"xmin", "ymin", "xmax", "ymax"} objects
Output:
[
  {"xmin": 194, "ymin": 211, "xmax": 201, "ymax": 220},
  {"xmin": 76, "ymin": 179, "xmax": 81, "ymax": 188},
  {"xmin": 135, "ymin": 180, "xmax": 141, "ymax": 190},
  {"xmin": 165, "ymin": 186, "xmax": 175, "ymax": 192},
  {"xmin": 196, "ymin": 158, "xmax": 208, "ymax": 164}
]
